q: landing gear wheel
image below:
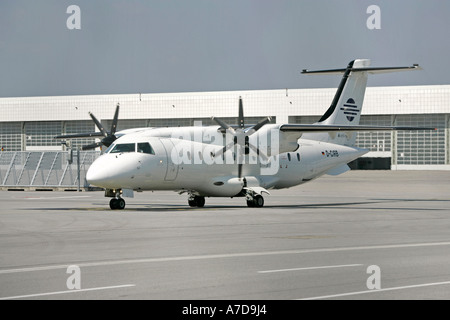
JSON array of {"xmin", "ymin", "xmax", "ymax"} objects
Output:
[
  {"xmin": 117, "ymin": 198, "xmax": 126, "ymax": 210},
  {"xmin": 110, "ymin": 198, "xmax": 126, "ymax": 210},
  {"xmin": 247, "ymin": 195, "xmax": 264, "ymax": 208},
  {"xmin": 196, "ymin": 196, "xmax": 205, "ymax": 208},
  {"xmin": 109, "ymin": 198, "xmax": 117, "ymax": 210},
  {"xmin": 254, "ymin": 195, "xmax": 264, "ymax": 208},
  {"xmin": 188, "ymin": 196, "xmax": 205, "ymax": 208}
]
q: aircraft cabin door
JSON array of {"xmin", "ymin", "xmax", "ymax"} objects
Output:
[{"xmin": 160, "ymin": 138, "xmax": 179, "ymax": 181}]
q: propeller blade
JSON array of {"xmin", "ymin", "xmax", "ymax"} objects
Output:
[
  {"xmin": 54, "ymin": 132, "xmax": 105, "ymax": 139},
  {"xmin": 250, "ymin": 116, "xmax": 272, "ymax": 133},
  {"xmin": 236, "ymin": 144, "xmax": 245, "ymax": 179},
  {"xmin": 89, "ymin": 112, "xmax": 108, "ymax": 137},
  {"xmin": 213, "ymin": 140, "xmax": 236, "ymax": 158},
  {"xmin": 248, "ymin": 143, "xmax": 269, "ymax": 162},
  {"xmin": 212, "ymin": 116, "xmax": 236, "ymax": 134},
  {"xmin": 110, "ymin": 103, "xmax": 120, "ymax": 135},
  {"xmin": 81, "ymin": 142, "xmax": 103, "ymax": 150},
  {"xmin": 210, "ymin": 96, "xmax": 272, "ymax": 180},
  {"xmin": 238, "ymin": 97, "xmax": 244, "ymax": 129}
]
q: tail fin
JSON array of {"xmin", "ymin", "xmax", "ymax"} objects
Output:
[{"xmin": 301, "ymin": 59, "xmax": 421, "ymax": 145}]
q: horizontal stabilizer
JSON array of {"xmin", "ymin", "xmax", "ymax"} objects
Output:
[{"xmin": 301, "ymin": 64, "xmax": 421, "ymax": 75}]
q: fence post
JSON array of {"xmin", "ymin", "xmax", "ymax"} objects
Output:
[{"xmin": 77, "ymin": 149, "xmax": 81, "ymax": 192}]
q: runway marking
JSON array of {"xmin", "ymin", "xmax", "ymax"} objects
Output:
[
  {"xmin": 0, "ymin": 284, "xmax": 135, "ymax": 300},
  {"xmin": 299, "ymin": 280, "xmax": 450, "ymax": 300},
  {"xmin": 258, "ymin": 264, "xmax": 363, "ymax": 274},
  {"xmin": 24, "ymin": 196, "xmax": 92, "ymax": 200},
  {"xmin": 2, "ymin": 241, "xmax": 450, "ymax": 275}
]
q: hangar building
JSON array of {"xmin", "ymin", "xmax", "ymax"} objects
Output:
[{"xmin": 0, "ymin": 84, "xmax": 449, "ymax": 170}]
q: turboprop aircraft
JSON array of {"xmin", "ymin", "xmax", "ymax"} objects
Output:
[{"xmin": 55, "ymin": 59, "xmax": 433, "ymax": 210}]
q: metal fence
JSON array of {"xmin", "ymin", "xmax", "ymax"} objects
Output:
[{"xmin": 0, "ymin": 151, "xmax": 100, "ymax": 190}]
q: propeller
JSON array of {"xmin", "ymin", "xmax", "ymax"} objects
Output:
[
  {"xmin": 211, "ymin": 96, "xmax": 272, "ymax": 179},
  {"xmin": 54, "ymin": 103, "xmax": 120, "ymax": 150}
]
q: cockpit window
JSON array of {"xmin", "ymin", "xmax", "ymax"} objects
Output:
[
  {"xmin": 106, "ymin": 142, "xmax": 155, "ymax": 154},
  {"xmin": 104, "ymin": 144, "xmax": 114, "ymax": 153},
  {"xmin": 110, "ymin": 143, "xmax": 136, "ymax": 153},
  {"xmin": 137, "ymin": 142, "xmax": 155, "ymax": 155}
]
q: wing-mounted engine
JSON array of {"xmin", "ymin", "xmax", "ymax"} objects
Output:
[{"xmin": 207, "ymin": 176, "xmax": 245, "ymax": 197}]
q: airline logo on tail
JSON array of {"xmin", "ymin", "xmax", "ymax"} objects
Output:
[{"xmin": 340, "ymin": 98, "xmax": 359, "ymax": 122}]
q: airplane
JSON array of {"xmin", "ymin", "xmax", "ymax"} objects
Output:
[{"xmin": 55, "ymin": 59, "xmax": 434, "ymax": 210}]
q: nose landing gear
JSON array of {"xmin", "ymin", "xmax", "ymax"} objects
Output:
[
  {"xmin": 110, "ymin": 197, "xmax": 126, "ymax": 210},
  {"xmin": 105, "ymin": 189, "xmax": 126, "ymax": 210}
]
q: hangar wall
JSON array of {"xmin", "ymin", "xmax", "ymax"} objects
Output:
[{"xmin": 0, "ymin": 85, "xmax": 449, "ymax": 170}]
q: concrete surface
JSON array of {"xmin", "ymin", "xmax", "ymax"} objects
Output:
[{"xmin": 0, "ymin": 170, "xmax": 450, "ymax": 300}]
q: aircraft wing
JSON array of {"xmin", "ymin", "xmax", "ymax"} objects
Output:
[
  {"xmin": 274, "ymin": 124, "xmax": 436, "ymax": 155},
  {"xmin": 279, "ymin": 124, "xmax": 436, "ymax": 132},
  {"xmin": 54, "ymin": 132, "xmax": 105, "ymax": 139}
]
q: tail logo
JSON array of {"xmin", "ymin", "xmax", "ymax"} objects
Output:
[{"xmin": 340, "ymin": 98, "xmax": 359, "ymax": 122}]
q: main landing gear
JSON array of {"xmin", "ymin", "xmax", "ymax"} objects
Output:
[
  {"xmin": 246, "ymin": 194, "xmax": 264, "ymax": 208},
  {"xmin": 188, "ymin": 195, "xmax": 205, "ymax": 208},
  {"xmin": 186, "ymin": 193, "xmax": 264, "ymax": 208}
]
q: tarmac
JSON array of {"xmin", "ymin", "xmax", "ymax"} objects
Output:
[{"xmin": 0, "ymin": 170, "xmax": 450, "ymax": 300}]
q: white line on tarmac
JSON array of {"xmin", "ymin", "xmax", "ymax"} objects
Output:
[
  {"xmin": 299, "ymin": 281, "xmax": 450, "ymax": 300},
  {"xmin": 258, "ymin": 264, "xmax": 363, "ymax": 274},
  {"xmin": 24, "ymin": 196, "xmax": 92, "ymax": 200},
  {"xmin": 0, "ymin": 284, "xmax": 136, "ymax": 300},
  {"xmin": 2, "ymin": 241, "xmax": 450, "ymax": 275}
]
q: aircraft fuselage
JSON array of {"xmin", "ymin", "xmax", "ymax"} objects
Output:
[{"xmin": 86, "ymin": 132, "xmax": 367, "ymax": 197}]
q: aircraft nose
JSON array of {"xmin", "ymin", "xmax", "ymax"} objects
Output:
[{"xmin": 86, "ymin": 158, "xmax": 111, "ymax": 187}]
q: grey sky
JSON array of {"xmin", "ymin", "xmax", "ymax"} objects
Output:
[{"xmin": 0, "ymin": 0, "xmax": 449, "ymax": 97}]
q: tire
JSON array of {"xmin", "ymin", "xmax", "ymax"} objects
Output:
[
  {"xmin": 196, "ymin": 196, "xmax": 205, "ymax": 208},
  {"xmin": 247, "ymin": 200, "xmax": 255, "ymax": 207},
  {"xmin": 117, "ymin": 198, "xmax": 126, "ymax": 210},
  {"xmin": 189, "ymin": 196, "xmax": 205, "ymax": 207},
  {"xmin": 109, "ymin": 198, "xmax": 118, "ymax": 210},
  {"xmin": 254, "ymin": 195, "xmax": 264, "ymax": 208},
  {"xmin": 188, "ymin": 199, "xmax": 197, "ymax": 207},
  {"xmin": 110, "ymin": 198, "xmax": 126, "ymax": 210}
]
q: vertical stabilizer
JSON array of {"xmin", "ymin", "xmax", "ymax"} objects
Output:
[
  {"xmin": 301, "ymin": 59, "xmax": 420, "ymax": 146},
  {"xmin": 318, "ymin": 59, "xmax": 369, "ymax": 127}
]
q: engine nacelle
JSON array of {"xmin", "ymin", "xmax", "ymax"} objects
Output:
[{"xmin": 203, "ymin": 176, "xmax": 245, "ymax": 197}]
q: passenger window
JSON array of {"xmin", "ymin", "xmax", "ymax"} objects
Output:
[
  {"xmin": 297, "ymin": 153, "xmax": 301, "ymax": 161},
  {"xmin": 287, "ymin": 153, "xmax": 291, "ymax": 161},
  {"xmin": 110, "ymin": 143, "xmax": 136, "ymax": 153},
  {"xmin": 137, "ymin": 142, "xmax": 155, "ymax": 155}
]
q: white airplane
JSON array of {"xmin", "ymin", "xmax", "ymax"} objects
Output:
[{"xmin": 56, "ymin": 59, "xmax": 432, "ymax": 210}]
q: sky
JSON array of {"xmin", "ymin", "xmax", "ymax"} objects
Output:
[{"xmin": 0, "ymin": 0, "xmax": 449, "ymax": 97}]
